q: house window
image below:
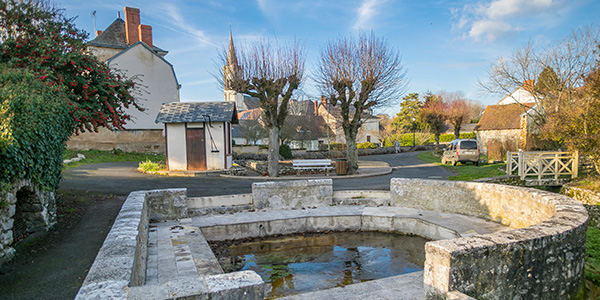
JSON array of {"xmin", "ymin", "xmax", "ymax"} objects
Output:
[{"xmin": 366, "ymin": 135, "xmax": 371, "ymax": 142}]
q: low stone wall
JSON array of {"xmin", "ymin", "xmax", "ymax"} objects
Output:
[
  {"xmin": 76, "ymin": 189, "xmax": 264, "ymax": 300},
  {"xmin": 66, "ymin": 128, "xmax": 165, "ymax": 153},
  {"xmin": 391, "ymin": 178, "xmax": 588, "ymax": 300},
  {"xmin": 252, "ymin": 179, "xmax": 333, "ymax": 210}
]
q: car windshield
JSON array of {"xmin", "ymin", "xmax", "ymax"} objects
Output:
[{"xmin": 460, "ymin": 141, "xmax": 478, "ymax": 150}]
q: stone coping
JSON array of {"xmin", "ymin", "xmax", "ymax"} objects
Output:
[{"xmin": 390, "ymin": 178, "xmax": 589, "ymax": 299}]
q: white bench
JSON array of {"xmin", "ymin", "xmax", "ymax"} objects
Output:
[{"xmin": 292, "ymin": 159, "xmax": 333, "ymax": 176}]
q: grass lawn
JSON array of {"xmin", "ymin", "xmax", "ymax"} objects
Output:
[
  {"xmin": 62, "ymin": 149, "xmax": 165, "ymax": 170},
  {"xmin": 417, "ymin": 151, "xmax": 506, "ymax": 181}
]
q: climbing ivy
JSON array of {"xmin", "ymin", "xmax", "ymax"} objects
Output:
[{"xmin": 0, "ymin": 67, "xmax": 75, "ymax": 191}]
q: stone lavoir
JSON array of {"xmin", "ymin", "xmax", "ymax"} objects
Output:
[{"xmin": 76, "ymin": 178, "xmax": 588, "ymax": 299}]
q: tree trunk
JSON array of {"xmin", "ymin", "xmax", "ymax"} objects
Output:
[
  {"xmin": 435, "ymin": 133, "xmax": 440, "ymax": 145},
  {"xmin": 346, "ymin": 132, "xmax": 359, "ymax": 175},
  {"xmin": 454, "ymin": 125, "xmax": 460, "ymax": 140},
  {"xmin": 267, "ymin": 126, "xmax": 280, "ymax": 177}
]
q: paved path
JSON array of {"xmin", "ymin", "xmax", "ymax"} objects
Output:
[{"xmin": 60, "ymin": 151, "xmax": 454, "ymax": 197}]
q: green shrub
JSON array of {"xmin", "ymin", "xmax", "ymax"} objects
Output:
[
  {"xmin": 357, "ymin": 142, "xmax": 377, "ymax": 149},
  {"xmin": 1, "ymin": 68, "xmax": 75, "ymax": 191},
  {"xmin": 279, "ymin": 144, "xmax": 293, "ymax": 159},
  {"xmin": 138, "ymin": 160, "xmax": 165, "ymax": 172}
]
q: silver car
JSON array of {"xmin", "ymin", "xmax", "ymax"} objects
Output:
[{"xmin": 441, "ymin": 139, "xmax": 480, "ymax": 166}]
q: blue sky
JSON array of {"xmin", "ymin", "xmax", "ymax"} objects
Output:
[{"xmin": 59, "ymin": 0, "xmax": 599, "ymax": 114}]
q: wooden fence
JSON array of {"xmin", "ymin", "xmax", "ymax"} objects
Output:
[{"xmin": 506, "ymin": 151, "xmax": 579, "ymax": 185}]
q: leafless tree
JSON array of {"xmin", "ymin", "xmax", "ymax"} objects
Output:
[
  {"xmin": 315, "ymin": 32, "xmax": 407, "ymax": 174},
  {"xmin": 237, "ymin": 120, "xmax": 267, "ymax": 145},
  {"xmin": 218, "ymin": 39, "xmax": 305, "ymax": 176},
  {"xmin": 439, "ymin": 91, "xmax": 471, "ymax": 139},
  {"xmin": 479, "ymin": 25, "xmax": 599, "ymax": 126}
]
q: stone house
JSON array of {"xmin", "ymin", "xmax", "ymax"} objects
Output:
[
  {"xmin": 155, "ymin": 102, "xmax": 238, "ymax": 171},
  {"xmin": 476, "ymin": 81, "xmax": 538, "ymax": 156},
  {"xmin": 67, "ymin": 7, "xmax": 180, "ymax": 153},
  {"xmin": 316, "ymin": 98, "xmax": 381, "ymax": 145}
]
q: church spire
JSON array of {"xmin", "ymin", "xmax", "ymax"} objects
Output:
[
  {"xmin": 227, "ymin": 30, "xmax": 239, "ymax": 67},
  {"xmin": 224, "ymin": 30, "xmax": 241, "ymax": 91}
]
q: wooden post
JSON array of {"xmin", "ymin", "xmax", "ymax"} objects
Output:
[
  {"xmin": 506, "ymin": 151, "xmax": 511, "ymax": 175},
  {"xmin": 573, "ymin": 150, "xmax": 579, "ymax": 179}
]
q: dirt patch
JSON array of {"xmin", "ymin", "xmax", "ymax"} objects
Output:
[{"xmin": 0, "ymin": 190, "xmax": 125, "ymax": 300}]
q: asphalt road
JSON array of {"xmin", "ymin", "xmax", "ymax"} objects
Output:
[
  {"xmin": 59, "ymin": 150, "xmax": 454, "ymax": 196},
  {"xmin": 0, "ymin": 150, "xmax": 453, "ymax": 300}
]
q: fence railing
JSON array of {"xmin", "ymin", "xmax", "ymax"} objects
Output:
[{"xmin": 506, "ymin": 151, "xmax": 579, "ymax": 185}]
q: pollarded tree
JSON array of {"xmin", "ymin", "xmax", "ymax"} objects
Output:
[
  {"xmin": 420, "ymin": 92, "xmax": 446, "ymax": 146},
  {"xmin": 223, "ymin": 39, "xmax": 305, "ymax": 177},
  {"xmin": 0, "ymin": 0, "xmax": 140, "ymax": 133},
  {"xmin": 316, "ymin": 32, "xmax": 407, "ymax": 174}
]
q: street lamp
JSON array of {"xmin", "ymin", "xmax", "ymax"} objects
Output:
[{"xmin": 412, "ymin": 117, "xmax": 416, "ymax": 148}]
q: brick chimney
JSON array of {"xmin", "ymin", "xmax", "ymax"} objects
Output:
[
  {"xmin": 139, "ymin": 24, "xmax": 153, "ymax": 48},
  {"xmin": 124, "ymin": 7, "xmax": 140, "ymax": 45},
  {"xmin": 523, "ymin": 79, "xmax": 534, "ymax": 91},
  {"xmin": 96, "ymin": 30, "xmax": 103, "ymax": 37},
  {"xmin": 320, "ymin": 95, "xmax": 328, "ymax": 106}
]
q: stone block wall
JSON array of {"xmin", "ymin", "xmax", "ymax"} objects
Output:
[
  {"xmin": 76, "ymin": 188, "xmax": 265, "ymax": 300},
  {"xmin": 66, "ymin": 128, "xmax": 165, "ymax": 153},
  {"xmin": 252, "ymin": 179, "xmax": 333, "ymax": 210},
  {"xmin": 390, "ymin": 178, "xmax": 588, "ymax": 300},
  {"xmin": 0, "ymin": 179, "xmax": 56, "ymax": 267}
]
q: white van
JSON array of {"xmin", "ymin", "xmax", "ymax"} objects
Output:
[{"xmin": 441, "ymin": 139, "xmax": 480, "ymax": 166}]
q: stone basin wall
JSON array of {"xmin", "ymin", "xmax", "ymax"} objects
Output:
[{"xmin": 391, "ymin": 178, "xmax": 588, "ymax": 300}]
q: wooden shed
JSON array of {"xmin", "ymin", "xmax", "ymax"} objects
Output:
[{"xmin": 155, "ymin": 102, "xmax": 238, "ymax": 171}]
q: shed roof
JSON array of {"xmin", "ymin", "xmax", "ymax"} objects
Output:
[
  {"xmin": 476, "ymin": 103, "xmax": 535, "ymax": 131},
  {"xmin": 156, "ymin": 102, "xmax": 238, "ymax": 124}
]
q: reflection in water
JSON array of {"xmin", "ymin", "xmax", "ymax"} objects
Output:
[{"xmin": 212, "ymin": 231, "xmax": 428, "ymax": 299}]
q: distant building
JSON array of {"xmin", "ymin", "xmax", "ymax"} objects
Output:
[
  {"xmin": 476, "ymin": 81, "xmax": 538, "ymax": 155},
  {"xmin": 316, "ymin": 96, "xmax": 380, "ymax": 145},
  {"xmin": 67, "ymin": 6, "xmax": 180, "ymax": 153},
  {"xmin": 156, "ymin": 102, "xmax": 238, "ymax": 171}
]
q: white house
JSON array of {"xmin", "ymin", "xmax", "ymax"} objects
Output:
[
  {"xmin": 155, "ymin": 102, "xmax": 238, "ymax": 171},
  {"xmin": 67, "ymin": 6, "xmax": 180, "ymax": 153}
]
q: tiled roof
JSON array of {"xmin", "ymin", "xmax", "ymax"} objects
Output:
[
  {"xmin": 155, "ymin": 102, "xmax": 238, "ymax": 124},
  {"xmin": 88, "ymin": 18, "xmax": 167, "ymax": 54},
  {"xmin": 238, "ymin": 108, "xmax": 263, "ymax": 121},
  {"xmin": 476, "ymin": 103, "xmax": 535, "ymax": 131}
]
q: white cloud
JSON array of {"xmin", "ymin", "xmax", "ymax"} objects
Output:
[
  {"xmin": 455, "ymin": 0, "xmax": 568, "ymax": 42},
  {"xmin": 162, "ymin": 4, "xmax": 216, "ymax": 47},
  {"xmin": 353, "ymin": 0, "xmax": 387, "ymax": 30}
]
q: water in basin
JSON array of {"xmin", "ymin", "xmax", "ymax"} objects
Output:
[{"xmin": 210, "ymin": 231, "xmax": 428, "ymax": 299}]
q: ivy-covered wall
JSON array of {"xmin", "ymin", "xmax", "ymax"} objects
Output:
[{"xmin": 0, "ymin": 67, "xmax": 75, "ymax": 265}]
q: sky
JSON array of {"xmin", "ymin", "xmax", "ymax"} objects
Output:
[{"xmin": 58, "ymin": 0, "xmax": 599, "ymax": 115}]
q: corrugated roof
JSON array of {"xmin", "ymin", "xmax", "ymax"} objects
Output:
[
  {"xmin": 476, "ymin": 103, "xmax": 535, "ymax": 131},
  {"xmin": 156, "ymin": 102, "xmax": 238, "ymax": 124}
]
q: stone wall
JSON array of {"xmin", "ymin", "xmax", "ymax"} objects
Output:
[
  {"xmin": 252, "ymin": 179, "xmax": 333, "ymax": 210},
  {"xmin": 66, "ymin": 128, "xmax": 165, "ymax": 153},
  {"xmin": 0, "ymin": 179, "xmax": 56, "ymax": 267},
  {"xmin": 390, "ymin": 178, "xmax": 588, "ymax": 300},
  {"xmin": 76, "ymin": 188, "xmax": 264, "ymax": 300}
]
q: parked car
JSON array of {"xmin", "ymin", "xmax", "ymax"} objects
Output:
[{"xmin": 441, "ymin": 139, "xmax": 480, "ymax": 166}]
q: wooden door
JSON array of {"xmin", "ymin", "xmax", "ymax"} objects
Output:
[{"xmin": 186, "ymin": 128, "xmax": 206, "ymax": 170}]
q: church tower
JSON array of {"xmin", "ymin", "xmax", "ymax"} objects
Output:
[{"xmin": 223, "ymin": 31, "xmax": 245, "ymax": 109}]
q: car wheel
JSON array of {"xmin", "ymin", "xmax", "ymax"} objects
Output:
[{"xmin": 451, "ymin": 159, "xmax": 457, "ymax": 166}]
